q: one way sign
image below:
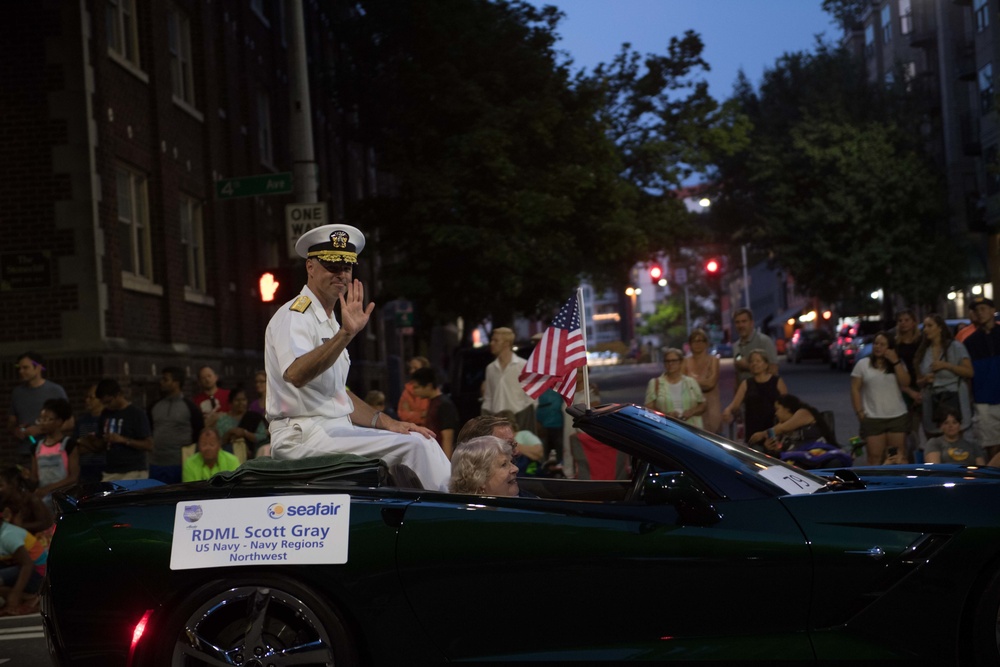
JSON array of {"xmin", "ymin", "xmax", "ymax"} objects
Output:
[{"xmin": 286, "ymin": 203, "xmax": 328, "ymax": 259}]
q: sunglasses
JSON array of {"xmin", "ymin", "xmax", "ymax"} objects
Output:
[{"xmin": 318, "ymin": 260, "xmax": 353, "ymax": 274}]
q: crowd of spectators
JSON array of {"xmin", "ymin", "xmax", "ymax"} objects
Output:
[
  {"xmin": 3, "ymin": 358, "xmax": 271, "ymax": 487},
  {"xmin": 654, "ymin": 298, "xmax": 1000, "ymax": 470}
]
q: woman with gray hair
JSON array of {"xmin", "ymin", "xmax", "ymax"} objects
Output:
[{"xmin": 449, "ymin": 436, "xmax": 519, "ymax": 496}]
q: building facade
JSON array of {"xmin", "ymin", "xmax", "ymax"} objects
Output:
[
  {"xmin": 845, "ymin": 0, "xmax": 998, "ymax": 312},
  {"xmin": 0, "ymin": 0, "xmax": 380, "ymax": 449}
]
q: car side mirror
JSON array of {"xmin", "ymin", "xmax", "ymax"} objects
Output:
[{"xmin": 643, "ymin": 471, "xmax": 721, "ymax": 526}]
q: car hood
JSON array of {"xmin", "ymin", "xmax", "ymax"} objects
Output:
[{"xmin": 824, "ymin": 464, "xmax": 1000, "ymax": 490}]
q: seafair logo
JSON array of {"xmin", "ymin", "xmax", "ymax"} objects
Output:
[
  {"xmin": 183, "ymin": 505, "xmax": 203, "ymax": 523},
  {"xmin": 268, "ymin": 500, "xmax": 345, "ymax": 519}
]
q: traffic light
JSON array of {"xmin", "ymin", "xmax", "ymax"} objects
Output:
[
  {"xmin": 648, "ymin": 263, "xmax": 667, "ymax": 287},
  {"xmin": 705, "ymin": 258, "xmax": 720, "ymax": 275},
  {"xmin": 259, "ymin": 271, "xmax": 281, "ymax": 302},
  {"xmin": 256, "ymin": 267, "xmax": 298, "ymax": 304}
]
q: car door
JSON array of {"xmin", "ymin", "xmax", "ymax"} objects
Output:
[{"xmin": 395, "ymin": 491, "xmax": 815, "ymax": 662}]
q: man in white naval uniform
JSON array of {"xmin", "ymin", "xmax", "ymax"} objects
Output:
[{"xmin": 264, "ymin": 224, "xmax": 451, "ymax": 491}]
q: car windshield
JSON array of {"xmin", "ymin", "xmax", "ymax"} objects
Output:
[
  {"xmin": 623, "ymin": 407, "xmax": 830, "ymax": 497},
  {"xmin": 693, "ymin": 428, "xmax": 829, "ymax": 495}
]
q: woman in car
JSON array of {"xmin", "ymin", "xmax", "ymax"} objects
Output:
[
  {"xmin": 749, "ymin": 394, "xmax": 836, "ymax": 454},
  {"xmin": 850, "ymin": 331, "xmax": 910, "ymax": 465},
  {"xmin": 682, "ymin": 329, "xmax": 721, "ymax": 433},
  {"xmin": 645, "ymin": 348, "xmax": 706, "ymax": 427},
  {"xmin": 914, "ymin": 314, "xmax": 973, "ymax": 438},
  {"xmin": 449, "ymin": 436, "xmax": 519, "ymax": 497},
  {"xmin": 723, "ymin": 349, "xmax": 788, "ymax": 449}
]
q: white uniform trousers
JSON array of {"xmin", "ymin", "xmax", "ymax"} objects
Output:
[{"xmin": 269, "ymin": 415, "xmax": 451, "ymax": 492}]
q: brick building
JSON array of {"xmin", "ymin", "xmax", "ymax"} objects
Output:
[{"xmin": 0, "ymin": 0, "xmax": 383, "ymax": 448}]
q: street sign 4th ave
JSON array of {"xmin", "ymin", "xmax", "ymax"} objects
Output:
[{"xmin": 216, "ymin": 172, "xmax": 293, "ymax": 199}]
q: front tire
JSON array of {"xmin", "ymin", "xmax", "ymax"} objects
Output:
[{"xmin": 147, "ymin": 575, "xmax": 358, "ymax": 667}]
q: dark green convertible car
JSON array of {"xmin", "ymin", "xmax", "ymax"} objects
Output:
[{"xmin": 41, "ymin": 403, "xmax": 1000, "ymax": 665}]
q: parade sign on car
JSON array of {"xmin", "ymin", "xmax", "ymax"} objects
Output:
[{"xmin": 169, "ymin": 494, "xmax": 351, "ymax": 569}]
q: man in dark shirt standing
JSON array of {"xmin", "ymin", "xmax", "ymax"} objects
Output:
[
  {"xmin": 410, "ymin": 367, "xmax": 459, "ymax": 459},
  {"xmin": 73, "ymin": 383, "xmax": 106, "ymax": 484},
  {"xmin": 80, "ymin": 379, "xmax": 153, "ymax": 481},
  {"xmin": 966, "ymin": 297, "xmax": 1000, "ymax": 461},
  {"xmin": 149, "ymin": 367, "xmax": 204, "ymax": 484},
  {"xmin": 893, "ymin": 309, "xmax": 923, "ymax": 460},
  {"xmin": 7, "ymin": 351, "xmax": 72, "ymax": 462}
]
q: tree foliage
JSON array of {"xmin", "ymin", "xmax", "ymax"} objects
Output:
[
  {"xmin": 326, "ymin": 0, "xmax": 745, "ymax": 328},
  {"xmin": 710, "ymin": 46, "xmax": 962, "ymax": 309},
  {"xmin": 820, "ymin": 0, "xmax": 868, "ymax": 31},
  {"xmin": 638, "ymin": 298, "xmax": 688, "ymax": 348}
]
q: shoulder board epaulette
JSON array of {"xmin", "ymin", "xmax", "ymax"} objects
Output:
[{"xmin": 289, "ymin": 295, "xmax": 312, "ymax": 313}]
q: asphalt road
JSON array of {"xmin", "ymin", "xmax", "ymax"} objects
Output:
[
  {"xmin": 592, "ymin": 354, "xmax": 858, "ymax": 445},
  {"xmin": 0, "ymin": 612, "xmax": 47, "ymax": 665}
]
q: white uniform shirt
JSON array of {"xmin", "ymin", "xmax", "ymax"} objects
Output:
[
  {"xmin": 481, "ymin": 354, "xmax": 535, "ymax": 414},
  {"xmin": 265, "ymin": 286, "xmax": 354, "ymax": 421}
]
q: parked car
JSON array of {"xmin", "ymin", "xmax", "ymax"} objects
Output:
[
  {"xmin": 785, "ymin": 328, "xmax": 833, "ymax": 364},
  {"xmin": 829, "ymin": 320, "xmax": 885, "ymax": 371},
  {"xmin": 42, "ymin": 403, "xmax": 1000, "ymax": 665}
]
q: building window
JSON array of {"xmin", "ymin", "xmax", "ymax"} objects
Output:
[
  {"xmin": 258, "ymin": 90, "xmax": 274, "ymax": 166},
  {"xmin": 881, "ymin": 4, "xmax": 892, "ymax": 44},
  {"xmin": 903, "ymin": 61, "xmax": 916, "ymax": 92},
  {"xmin": 986, "ymin": 146, "xmax": 1000, "ymax": 196},
  {"xmin": 278, "ymin": 0, "xmax": 288, "ymax": 47},
  {"xmin": 975, "ymin": 0, "xmax": 989, "ymax": 32},
  {"xmin": 168, "ymin": 5, "xmax": 195, "ymax": 106},
  {"xmin": 107, "ymin": 0, "xmax": 140, "ymax": 67},
  {"xmin": 864, "ymin": 24, "xmax": 875, "ymax": 58},
  {"xmin": 899, "ymin": 0, "xmax": 912, "ymax": 35},
  {"xmin": 116, "ymin": 165, "xmax": 153, "ymax": 282},
  {"xmin": 980, "ymin": 63, "xmax": 994, "ymax": 114},
  {"xmin": 180, "ymin": 195, "xmax": 206, "ymax": 292}
]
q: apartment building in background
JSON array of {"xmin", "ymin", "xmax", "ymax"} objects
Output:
[{"xmin": 844, "ymin": 0, "xmax": 999, "ymax": 313}]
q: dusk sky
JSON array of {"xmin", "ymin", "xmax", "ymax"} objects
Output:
[{"xmin": 532, "ymin": 1, "xmax": 838, "ymax": 100}]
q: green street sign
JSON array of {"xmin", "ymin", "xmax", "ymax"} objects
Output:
[{"xmin": 215, "ymin": 172, "xmax": 293, "ymax": 199}]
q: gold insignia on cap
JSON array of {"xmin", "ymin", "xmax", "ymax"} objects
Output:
[
  {"xmin": 307, "ymin": 250, "xmax": 357, "ymax": 264},
  {"xmin": 289, "ymin": 295, "xmax": 312, "ymax": 313},
  {"xmin": 330, "ymin": 230, "xmax": 349, "ymax": 249}
]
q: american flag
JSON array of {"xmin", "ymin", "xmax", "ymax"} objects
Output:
[{"xmin": 519, "ymin": 294, "xmax": 588, "ymax": 405}]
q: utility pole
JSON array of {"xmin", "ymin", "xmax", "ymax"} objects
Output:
[{"xmin": 288, "ymin": 0, "xmax": 317, "ymax": 206}]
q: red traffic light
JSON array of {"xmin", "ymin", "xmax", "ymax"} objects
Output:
[
  {"xmin": 649, "ymin": 264, "xmax": 663, "ymax": 280},
  {"xmin": 257, "ymin": 267, "xmax": 298, "ymax": 304},
  {"xmin": 705, "ymin": 259, "xmax": 720, "ymax": 274},
  {"xmin": 259, "ymin": 271, "xmax": 281, "ymax": 302}
]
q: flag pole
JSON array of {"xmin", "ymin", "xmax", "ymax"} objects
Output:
[{"xmin": 577, "ymin": 287, "xmax": 591, "ymax": 411}]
